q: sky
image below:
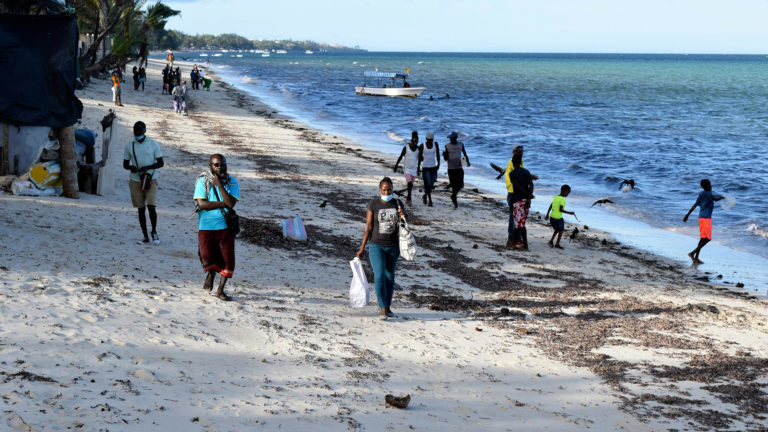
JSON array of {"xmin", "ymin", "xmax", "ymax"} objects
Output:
[{"xmin": 163, "ymin": 0, "xmax": 768, "ymax": 54}]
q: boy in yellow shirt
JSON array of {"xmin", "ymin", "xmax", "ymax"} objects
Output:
[{"xmin": 545, "ymin": 185, "xmax": 575, "ymax": 249}]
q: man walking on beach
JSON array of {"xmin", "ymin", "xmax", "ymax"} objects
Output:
[
  {"xmin": 504, "ymin": 144, "xmax": 537, "ymax": 246},
  {"xmin": 111, "ymin": 70, "xmax": 123, "ymax": 106},
  {"xmin": 172, "ymin": 81, "xmax": 184, "ymax": 114},
  {"xmin": 180, "ymin": 80, "xmax": 189, "ymax": 116},
  {"xmin": 508, "ymin": 153, "xmax": 533, "ymax": 250},
  {"xmin": 418, "ymin": 132, "xmax": 440, "ymax": 207},
  {"xmin": 194, "ymin": 154, "xmax": 240, "ymax": 301},
  {"xmin": 683, "ymin": 179, "xmax": 724, "ymax": 264},
  {"xmin": 393, "ymin": 131, "xmax": 420, "ymax": 205},
  {"xmin": 443, "ymin": 131, "xmax": 470, "ymax": 208},
  {"xmin": 123, "ymin": 121, "xmax": 164, "ymax": 244}
]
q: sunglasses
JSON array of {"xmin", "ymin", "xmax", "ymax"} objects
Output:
[{"xmin": 212, "ymin": 163, "xmax": 226, "ymax": 167}]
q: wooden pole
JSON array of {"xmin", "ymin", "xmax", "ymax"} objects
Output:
[{"xmin": 55, "ymin": 125, "xmax": 79, "ymax": 199}]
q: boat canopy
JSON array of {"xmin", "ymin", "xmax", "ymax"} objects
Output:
[{"xmin": 364, "ymin": 71, "xmax": 408, "ymax": 79}]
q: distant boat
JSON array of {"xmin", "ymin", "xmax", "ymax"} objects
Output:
[
  {"xmin": 275, "ymin": 50, "xmax": 287, "ymax": 54},
  {"xmin": 305, "ymin": 50, "xmax": 314, "ymax": 55},
  {"xmin": 212, "ymin": 53, "xmax": 222, "ymax": 57},
  {"xmin": 236, "ymin": 54, "xmax": 243, "ymax": 57},
  {"xmin": 261, "ymin": 52, "xmax": 270, "ymax": 57},
  {"xmin": 199, "ymin": 53, "xmax": 208, "ymax": 57},
  {"xmin": 355, "ymin": 70, "xmax": 425, "ymax": 98}
]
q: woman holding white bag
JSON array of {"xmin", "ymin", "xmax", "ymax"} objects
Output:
[{"xmin": 356, "ymin": 177, "xmax": 407, "ymax": 320}]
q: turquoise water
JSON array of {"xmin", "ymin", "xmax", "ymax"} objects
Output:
[{"xmin": 180, "ymin": 52, "xmax": 768, "ymax": 289}]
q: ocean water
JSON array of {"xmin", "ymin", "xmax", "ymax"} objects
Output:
[{"xmin": 178, "ymin": 52, "xmax": 768, "ymax": 289}]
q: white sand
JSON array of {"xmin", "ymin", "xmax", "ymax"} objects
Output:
[{"xmin": 2, "ymin": 59, "xmax": 767, "ymax": 431}]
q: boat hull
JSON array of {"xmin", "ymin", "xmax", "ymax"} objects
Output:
[{"xmin": 355, "ymin": 86, "xmax": 425, "ymax": 98}]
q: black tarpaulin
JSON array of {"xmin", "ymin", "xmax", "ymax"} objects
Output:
[{"xmin": 0, "ymin": 14, "xmax": 83, "ymax": 128}]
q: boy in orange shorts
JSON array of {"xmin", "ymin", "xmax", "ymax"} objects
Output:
[{"xmin": 683, "ymin": 179, "xmax": 724, "ymax": 264}]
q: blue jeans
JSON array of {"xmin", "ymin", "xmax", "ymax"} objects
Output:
[
  {"xmin": 507, "ymin": 193, "xmax": 518, "ymax": 243},
  {"xmin": 422, "ymin": 167, "xmax": 438, "ymax": 195},
  {"xmin": 368, "ymin": 244, "xmax": 399, "ymax": 309}
]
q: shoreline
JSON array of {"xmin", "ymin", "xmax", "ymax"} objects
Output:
[
  {"xmin": 210, "ymin": 59, "xmax": 768, "ymax": 293},
  {"xmin": 1, "ymin": 58, "xmax": 768, "ymax": 430}
]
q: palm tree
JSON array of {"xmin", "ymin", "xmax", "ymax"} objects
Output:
[
  {"xmin": 137, "ymin": 2, "xmax": 180, "ymax": 68},
  {"xmin": 73, "ymin": 0, "xmax": 179, "ymax": 75},
  {"xmin": 74, "ymin": 0, "xmax": 128, "ymax": 72}
]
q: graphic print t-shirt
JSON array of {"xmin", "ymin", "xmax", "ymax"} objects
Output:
[{"xmin": 367, "ymin": 198, "xmax": 400, "ymax": 247}]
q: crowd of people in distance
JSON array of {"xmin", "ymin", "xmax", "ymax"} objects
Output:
[{"xmin": 108, "ymin": 47, "xmax": 213, "ymax": 116}]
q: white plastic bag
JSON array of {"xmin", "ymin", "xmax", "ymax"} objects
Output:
[
  {"xmin": 398, "ymin": 219, "xmax": 417, "ymax": 261},
  {"xmin": 720, "ymin": 196, "xmax": 736, "ymax": 211},
  {"xmin": 10, "ymin": 179, "xmax": 60, "ymax": 196},
  {"xmin": 349, "ymin": 257, "xmax": 370, "ymax": 308}
]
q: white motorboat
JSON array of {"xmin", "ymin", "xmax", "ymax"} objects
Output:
[
  {"xmin": 305, "ymin": 50, "xmax": 313, "ymax": 55},
  {"xmin": 355, "ymin": 70, "xmax": 424, "ymax": 98}
]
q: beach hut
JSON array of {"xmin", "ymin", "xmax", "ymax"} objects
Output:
[{"xmin": 0, "ymin": 8, "xmax": 84, "ymax": 198}]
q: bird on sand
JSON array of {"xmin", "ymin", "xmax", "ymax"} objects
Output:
[
  {"xmin": 591, "ymin": 198, "xmax": 615, "ymax": 207},
  {"xmin": 569, "ymin": 227, "xmax": 580, "ymax": 240},
  {"xmin": 319, "ymin": 200, "xmax": 327, "ymax": 208}
]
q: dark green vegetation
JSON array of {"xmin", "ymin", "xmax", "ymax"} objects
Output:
[
  {"xmin": 72, "ymin": 1, "xmax": 181, "ymax": 74},
  {"xmin": 4, "ymin": 1, "xmax": 362, "ymax": 76},
  {"xmin": 151, "ymin": 30, "xmax": 366, "ymax": 53}
]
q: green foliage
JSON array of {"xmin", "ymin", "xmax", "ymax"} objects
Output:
[
  {"xmin": 149, "ymin": 30, "xmax": 365, "ymax": 52},
  {"xmin": 74, "ymin": 0, "xmax": 181, "ymax": 71}
]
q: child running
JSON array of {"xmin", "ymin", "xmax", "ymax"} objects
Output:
[
  {"xmin": 683, "ymin": 179, "xmax": 724, "ymax": 264},
  {"xmin": 545, "ymin": 185, "xmax": 575, "ymax": 249}
]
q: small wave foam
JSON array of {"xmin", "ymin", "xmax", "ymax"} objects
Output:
[
  {"xmin": 242, "ymin": 76, "xmax": 257, "ymax": 84},
  {"xmin": 746, "ymin": 224, "xmax": 768, "ymax": 239}
]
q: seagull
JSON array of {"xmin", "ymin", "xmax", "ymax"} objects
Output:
[
  {"xmin": 319, "ymin": 200, "xmax": 327, "ymax": 208},
  {"xmin": 619, "ymin": 179, "xmax": 635, "ymax": 193},
  {"xmin": 591, "ymin": 198, "xmax": 615, "ymax": 207},
  {"xmin": 490, "ymin": 162, "xmax": 505, "ymax": 180}
]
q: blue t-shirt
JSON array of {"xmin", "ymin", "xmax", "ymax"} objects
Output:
[
  {"xmin": 123, "ymin": 137, "xmax": 163, "ymax": 182},
  {"xmin": 193, "ymin": 176, "xmax": 240, "ymax": 230},
  {"xmin": 696, "ymin": 190, "xmax": 722, "ymax": 219}
]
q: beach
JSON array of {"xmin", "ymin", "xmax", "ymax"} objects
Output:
[{"xmin": 1, "ymin": 58, "xmax": 768, "ymax": 431}]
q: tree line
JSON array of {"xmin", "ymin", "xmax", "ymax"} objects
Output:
[
  {"xmin": 71, "ymin": 0, "xmax": 363, "ymax": 78},
  {"xmin": 151, "ymin": 30, "xmax": 365, "ymax": 53}
]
